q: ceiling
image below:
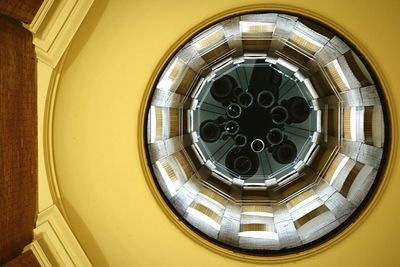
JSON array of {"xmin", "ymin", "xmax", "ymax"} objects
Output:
[{"xmin": 52, "ymin": 0, "xmax": 400, "ymax": 266}]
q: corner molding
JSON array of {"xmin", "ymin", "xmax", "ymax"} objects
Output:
[
  {"xmin": 24, "ymin": 240, "xmax": 52, "ymax": 267},
  {"xmin": 41, "ymin": 49, "xmax": 71, "ymax": 218},
  {"xmin": 25, "ymin": 205, "xmax": 92, "ymax": 267},
  {"xmin": 24, "ymin": 0, "xmax": 94, "ymax": 67},
  {"xmin": 25, "ymin": 0, "xmax": 95, "ymax": 264}
]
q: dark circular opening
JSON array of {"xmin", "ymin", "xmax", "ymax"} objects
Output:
[
  {"xmin": 225, "ymin": 148, "xmax": 259, "ymax": 177},
  {"xmin": 227, "ymin": 103, "xmax": 242, "ymax": 118},
  {"xmin": 146, "ymin": 9, "xmax": 390, "ymax": 258},
  {"xmin": 238, "ymin": 105, "xmax": 272, "ymax": 139},
  {"xmin": 287, "ymin": 97, "xmax": 310, "ymax": 123},
  {"xmin": 267, "ymin": 128, "xmax": 284, "ymax": 145},
  {"xmin": 251, "ymin": 139, "xmax": 265, "ymax": 152},
  {"xmin": 271, "ymin": 106, "xmax": 288, "ymax": 124},
  {"xmin": 225, "ymin": 120, "xmax": 240, "ymax": 135},
  {"xmin": 210, "ymin": 75, "xmax": 236, "ymax": 100},
  {"xmin": 257, "ymin": 90, "xmax": 275, "ymax": 108},
  {"xmin": 233, "ymin": 87, "xmax": 243, "ymax": 97},
  {"xmin": 234, "ymin": 134, "xmax": 247, "ymax": 147},
  {"xmin": 233, "ymin": 156, "xmax": 253, "ymax": 174},
  {"xmin": 273, "ymin": 140, "xmax": 297, "ymax": 164},
  {"xmin": 199, "ymin": 120, "xmax": 221, "ymax": 142},
  {"xmin": 238, "ymin": 92, "xmax": 253, "ymax": 108}
]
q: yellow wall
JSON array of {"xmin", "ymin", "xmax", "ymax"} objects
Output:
[{"xmin": 53, "ymin": 0, "xmax": 400, "ymax": 266}]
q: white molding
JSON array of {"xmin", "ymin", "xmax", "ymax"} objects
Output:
[
  {"xmin": 23, "ymin": 0, "xmax": 55, "ymax": 34},
  {"xmin": 25, "ymin": 205, "xmax": 93, "ymax": 267},
  {"xmin": 24, "ymin": 0, "xmax": 94, "ymax": 67},
  {"xmin": 24, "ymin": 240, "xmax": 52, "ymax": 267},
  {"xmin": 25, "ymin": 0, "xmax": 95, "ymax": 264},
  {"xmin": 40, "ymin": 50, "xmax": 71, "ymax": 217}
]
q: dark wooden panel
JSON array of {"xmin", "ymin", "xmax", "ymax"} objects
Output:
[
  {"xmin": 3, "ymin": 250, "xmax": 41, "ymax": 267},
  {"xmin": 0, "ymin": 14, "xmax": 37, "ymax": 264},
  {"xmin": 0, "ymin": 0, "xmax": 43, "ymax": 23}
]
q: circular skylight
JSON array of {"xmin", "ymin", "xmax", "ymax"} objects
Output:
[{"xmin": 143, "ymin": 11, "xmax": 389, "ymax": 256}]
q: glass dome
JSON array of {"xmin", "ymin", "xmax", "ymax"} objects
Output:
[{"xmin": 144, "ymin": 11, "xmax": 388, "ymax": 255}]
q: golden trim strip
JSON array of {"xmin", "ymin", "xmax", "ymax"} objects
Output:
[
  {"xmin": 240, "ymin": 223, "xmax": 271, "ymax": 233},
  {"xmin": 154, "ymin": 107, "xmax": 163, "ymax": 140},
  {"xmin": 190, "ymin": 202, "xmax": 221, "ymax": 223},
  {"xmin": 325, "ymin": 62, "xmax": 349, "ymax": 92},
  {"xmin": 168, "ymin": 108, "xmax": 179, "ymax": 137},
  {"xmin": 199, "ymin": 187, "xmax": 226, "ymax": 206},
  {"xmin": 160, "ymin": 160, "xmax": 177, "ymax": 182},
  {"xmin": 289, "ymin": 33, "xmax": 321, "ymax": 54},
  {"xmin": 343, "ymin": 107, "xmax": 351, "ymax": 139},
  {"xmin": 364, "ymin": 106, "xmax": 374, "ymax": 145},
  {"xmin": 174, "ymin": 151, "xmax": 194, "ymax": 179},
  {"xmin": 241, "ymin": 205, "xmax": 273, "ymax": 214}
]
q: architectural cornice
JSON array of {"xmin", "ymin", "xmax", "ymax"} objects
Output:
[
  {"xmin": 24, "ymin": 0, "xmax": 94, "ymax": 67},
  {"xmin": 23, "ymin": 0, "xmax": 94, "ymax": 264},
  {"xmin": 25, "ymin": 206, "xmax": 93, "ymax": 266}
]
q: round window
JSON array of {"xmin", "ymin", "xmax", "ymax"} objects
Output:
[{"xmin": 142, "ymin": 8, "xmax": 389, "ymax": 258}]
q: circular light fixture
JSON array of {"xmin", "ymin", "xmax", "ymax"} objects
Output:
[{"xmin": 142, "ymin": 6, "xmax": 390, "ymax": 261}]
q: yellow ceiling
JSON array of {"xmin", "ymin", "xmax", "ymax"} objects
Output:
[{"xmin": 53, "ymin": 0, "xmax": 400, "ymax": 266}]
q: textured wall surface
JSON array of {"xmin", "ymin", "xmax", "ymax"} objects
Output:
[{"xmin": 0, "ymin": 14, "xmax": 38, "ymax": 265}]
